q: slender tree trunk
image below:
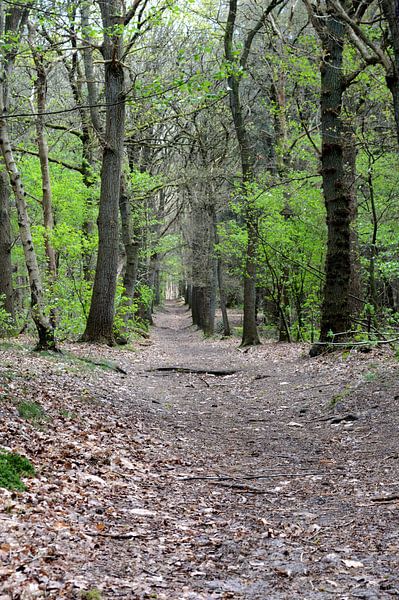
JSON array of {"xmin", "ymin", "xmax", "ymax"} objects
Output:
[
  {"xmin": 81, "ymin": 1, "xmax": 103, "ymax": 139},
  {"xmin": 0, "ymin": 112, "xmax": 55, "ymax": 349},
  {"xmin": 30, "ymin": 44, "xmax": 57, "ymax": 280},
  {"xmin": 225, "ymin": 0, "xmax": 260, "ymax": 346},
  {"xmin": 0, "ymin": 171, "xmax": 14, "ymax": 318},
  {"xmin": 82, "ymin": 0, "xmax": 126, "ymax": 344},
  {"xmin": 216, "ymin": 242, "xmax": 231, "ymax": 337},
  {"xmin": 62, "ymin": 9, "xmax": 98, "ymax": 280},
  {"xmin": 119, "ymin": 175, "xmax": 140, "ymax": 300}
]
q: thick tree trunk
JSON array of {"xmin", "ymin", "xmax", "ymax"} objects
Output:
[
  {"xmin": 381, "ymin": 0, "xmax": 399, "ymax": 146},
  {"xmin": 82, "ymin": 0, "xmax": 126, "ymax": 344},
  {"xmin": 0, "ymin": 171, "xmax": 14, "ymax": 318},
  {"xmin": 310, "ymin": 9, "xmax": 352, "ymax": 355}
]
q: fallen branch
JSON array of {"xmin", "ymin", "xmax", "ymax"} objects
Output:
[
  {"xmin": 208, "ymin": 481, "xmax": 274, "ymax": 496},
  {"xmin": 85, "ymin": 531, "xmax": 141, "ymax": 539},
  {"xmin": 147, "ymin": 367, "xmax": 237, "ymax": 376},
  {"xmin": 371, "ymin": 494, "xmax": 399, "ymax": 503}
]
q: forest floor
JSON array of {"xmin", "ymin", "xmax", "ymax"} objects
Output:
[{"xmin": 1, "ymin": 302, "xmax": 399, "ymax": 599}]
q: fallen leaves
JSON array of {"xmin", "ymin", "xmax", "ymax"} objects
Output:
[{"xmin": 0, "ymin": 311, "xmax": 399, "ymax": 598}]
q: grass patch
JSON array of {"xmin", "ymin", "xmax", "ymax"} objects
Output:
[
  {"xmin": 35, "ymin": 350, "xmax": 127, "ymax": 374},
  {"xmin": 18, "ymin": 400, "xmax": 47, "ymax": 423},
  {"xmin": 0, "ymin": 451, "xmax": 35, "ymax": 491}
]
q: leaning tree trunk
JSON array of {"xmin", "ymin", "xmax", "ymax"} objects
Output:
[
  {"xmin": 0, "ymin": 171, "xmax": 14, "ymax": 319},
  {"xmin": 0, "ymin": 112, "xmax": 55, "ymax": 349},
  {"xmin": 82, "ymin": 0, "xmax": 126, "ymax": 344},
  {"xmin": 310, "ymin": 8, "xmax": 352, "ymax": 355}
]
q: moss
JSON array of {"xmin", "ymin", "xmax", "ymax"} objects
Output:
[{"xmin": 0, "ymin": 451, "xmax": 35, "ymax": 491}]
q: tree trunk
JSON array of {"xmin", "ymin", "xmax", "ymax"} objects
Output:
[
  {"xmin": 30, "ymin": 43, "xmax": 57, "ymax": 280},
  {"xmin": 225, "ymin": 0, "xmax": 260, "ymax": 347},
  {"xmin": 381, "ymin": 0, "xmax": 399, "ymax": 146},
  {"xmin": 119, "ymin": 175, "xmax": 140, "ymax": 300},
  {"xmin": 310, "ymin": 7, "xmax": 352, "ymax": 355},
  {"xmin": 0, "ymin": 171, "xmax": 14, "ymax": 318},
  {"xmin": 0, "ymin": 2, "xmax": 55, "ymax": 350},
  {"xmin": 82, "ymin": 0, "xmax": 126, "ymax": 344},
  {"xmin": 0, "ymin": 113, "xmax": 55, "ymax": 349}
]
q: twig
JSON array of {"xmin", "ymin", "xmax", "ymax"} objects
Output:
[{"xmin": 179, "ymin": 470, "xmax": 333, "ymax": 482}]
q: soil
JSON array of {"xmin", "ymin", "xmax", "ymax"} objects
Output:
[{"xmin": 1, "ymin": 301, "xmax": 399, "ymax": 599}]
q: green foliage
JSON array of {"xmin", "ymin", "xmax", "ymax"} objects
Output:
[
  {"xmin": 217, "ymin": 176, "xmax": 325, "ymax": 341},
  {"xmin": 0, "ymin": 451, "xmax": 35, "ymax": 491},
  {"xmin": 17, "ymin": 401, "xmax": 47, "ymax": 423}
]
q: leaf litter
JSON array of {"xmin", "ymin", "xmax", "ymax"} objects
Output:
[{"xmin": 0, "ymin": 302, "xmax": 399, "ymax": 598}]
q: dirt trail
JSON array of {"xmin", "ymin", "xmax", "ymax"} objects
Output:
[
  {"xmin": 1, "ymin": 302, "xmax": 399, "ymax": 599},
  {"xmin": 91, "ymin": 301, "xmax": 399, "ymax": 599}
]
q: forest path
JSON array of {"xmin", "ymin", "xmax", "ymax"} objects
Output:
[
  {"xmin": 92, "ymin": 301, "xmax": 399, "ymax": 598},
  {"xmin": 1, "ymin": 303, "xmax": 399, "ymax": 599}
]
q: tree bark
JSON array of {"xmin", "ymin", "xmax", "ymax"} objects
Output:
[
  {"xmin": 119, "ymin": 175, "xmax": 140, "ymax": 300},
  {"xmin": 309, "ymin": 5, "xmax": 352, "ymax": 355},
  {"xmin": 0, "ymin": 171, "xmax": 14, "ymax": 318},
  {"xmin": 381, "ymin": 0, "xmax": 399, "ymax": 146},
  {"xmin": 82, "ymin": 0, "xmax": 126, "ymax": 344}
]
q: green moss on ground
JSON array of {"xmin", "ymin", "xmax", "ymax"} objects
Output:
[{"xmin": 0, "ymin": 451, "xmax": 35, "ymax": 491}]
